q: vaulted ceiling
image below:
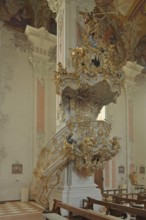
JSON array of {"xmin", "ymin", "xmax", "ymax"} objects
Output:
[
  {"xmin": 114, "ymin": 0, "xmax": 146, "ymax": 67},
  {"xmin": 94, "ymin": 0, "xmax": 146, "ymax": 68},
  {"xmin": 117, "ymin": 0, "xmax": 146, "ymax": 36},
  {"xmin": 0, "ymin": 0, "xmax": 145, "ymax": 67},
  {"xmin": 0, "ymin": 0, "xmax": 57, "ymax": 34}
]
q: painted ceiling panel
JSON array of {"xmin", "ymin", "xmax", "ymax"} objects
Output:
[
  {"xmin": 95, "ymin": 0, "xmax": 146, "ymax": 67},
  {"xmin": 0, "ymin": 0, "xmax": 56, "ymax": 34},
  {"xmin": 0, "ymin": 0, "xmax": 145, "ymax": 66}
]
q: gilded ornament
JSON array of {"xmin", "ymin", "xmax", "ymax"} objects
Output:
[{"xmin": 31, "ymin": 0, "xmax": 140, "ymax": 207}]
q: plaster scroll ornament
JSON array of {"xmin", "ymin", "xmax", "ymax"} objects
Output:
[
  {"xmin": 47, "ymin": 0, "xmax": 63, "ymax": 13},
  {"xmin": 31, "ymin": 0, "xmax": 140, "ymax": 207}
]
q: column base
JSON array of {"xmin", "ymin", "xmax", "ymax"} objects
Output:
[{"xmin": 49, "ymin": 185, "xmax": 102, "ymax": 215}]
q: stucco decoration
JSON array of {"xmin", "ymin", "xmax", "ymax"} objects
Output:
[
  {"xmin": 31, "ymin": 125, "xmax": 70, "ymax": 207},
  {"xmin": 47, "ymin": 0, "xmax": 63, "ymax": 13},
  {"xmin": 48, "ymin": 45, "xmax": 57, "ymax": 62},
  {"xmin": 123, "ymin": 61, "xmax": 144, "ymax": 97},
  {"xmin": 0, "ymin": 25, "xmax": 11, "ymax": 162},
  {"xmin": 135, "ymin": 68, "xmax": 146, "ymax": 87},
  {"xmin": 0, "ymin": 63, "xmax": 13, "ymax": 103},
  {"xmin": 0, "ymin": 29, "xmax": 12, "ymax": 129},
  {"xmin": 31, "ymin": 0, "xmax": 140, "ymax": 207},
  {"xmin": 10, "ymin": 32, "xmax": 32, "ymax": 52},
  {"xmin": 25, "ymin": 25, "xmax": 56, "ymax": 170},
  {"xmin": 25, "ymin": 26, "xmax": 56, "ymax": 78}
]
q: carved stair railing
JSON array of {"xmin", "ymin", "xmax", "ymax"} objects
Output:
[{"xmin": 31, "ymin": 125, "xmax": 70, "ymax": 207}]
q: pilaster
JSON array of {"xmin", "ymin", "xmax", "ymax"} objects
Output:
[
  {"xmin": 25, "ymin": 26, "xmax": 56, "ymax": 167},
  {"xmin": 0, "ymin": 21, "xmax": 8, "ymax": 164},
  {"xmin": 123, "ymin": 61, "xmax": 143, "ymax": 191}
]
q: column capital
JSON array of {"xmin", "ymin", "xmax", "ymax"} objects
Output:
[
  {"xmin": 123, "ymin": 61, "xmax": 143, "ymax": 84},
  {"xmin": 25, "ymin": 25, "xmax": 56, "ymax": 78},
  {"xmin": 25, "ymin": 25, "xmax": 56, "ymax": 54},
  {"xmin": 123, "ymin": 61, "xmax": 143, "ymax": 99}
]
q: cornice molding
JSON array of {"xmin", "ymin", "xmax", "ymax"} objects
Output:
[
  {"xmin": 25, "ymin": 25, "xmax": 56, "ymax": 78},
  {"xmin": 25, "ymin": 25, "xmax": 56, "ymax": 51},
  {"xmin": 25, "ymin": 25, "xmax": 56, "ymax": 60}
]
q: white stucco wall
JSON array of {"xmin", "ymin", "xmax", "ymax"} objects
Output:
[
  {"xmin": 105, "ymin": 90, "xmax": 127, "ymax": 188},
  {"xmin": 105, "ymin": 83, "xmax": 146, "ymax": 189},
  {"xmin": 0, "ymin": 25, "xmax": 33, "ymax": 201},
  {"xmin": 134, "ymin": 86, "xmax": 146, "ymax": 186}
]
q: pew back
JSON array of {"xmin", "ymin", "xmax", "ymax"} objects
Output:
[
  {"xmin": 86, "ymin": 197, "xmax": 146, "ymax": 219},
  {"xmin": 49, "ymin": 199, "xmax": 120, "ymax": 220},
  {"xmin": 112, "ymin": 195, "xmax": 146, "ymax": 209},
  {"xmin": 102, "ymin": 188, "xmax": 128, "ymax": 202}
]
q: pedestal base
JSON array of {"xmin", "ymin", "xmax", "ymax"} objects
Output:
[
  {"xmin": 49, "ymin": 166, "xmax": 102, "ymax": 215},
  {"xmin": 55, "ymin": 186, "xmax": 101, "ymax": 204}
]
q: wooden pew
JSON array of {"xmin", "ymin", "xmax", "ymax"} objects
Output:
[
  {"xmin": 86, "ymin": 197, "xmax": 146, "ymax": 220},
  {"xmin": 135, "ymin": 185, "xmax": 145, "ymax": 193},
  {"xmin": 112, "ymin": 195, "xmax": 146, "ymax": 209},
  {"xmin": 102, "ymin": 188, "xmax": 127, "ymax": 196},
  {"xmin": 102, "ymin": 188, "xmax": 128, "ymax": 202},
  {"xmin": 42, "ymin": 199, "xmax": 121, "ymax": 220},
  {"xmin": 138, "ymin": 193, "xmax": 146, "ymax": 200},
  {"xmin": 102, "ymin": 192, "xmax": 142, "ymax": 202},
  {"xmin": 118, "ymin": 193, "xmax": 138, "ymax": 199}
]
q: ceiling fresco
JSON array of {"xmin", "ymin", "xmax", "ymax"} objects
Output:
[
  {"xmin": 0, "ymin": 0, "xmax": 145, "ymax": 66},
  {"xmin": 128, "ymin": 0, "xmax": 146, "ymax": 68},
  {"xmin": 127, "ymin": 0, "xmax": 146, "ymax": 67},
  {"xmin": 94, "ymin": 0, "xmax": 146, "ymax": 67},
  {"xmin": 0, "ymin": 0, "xmax": 57, "ymax": 34}
]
